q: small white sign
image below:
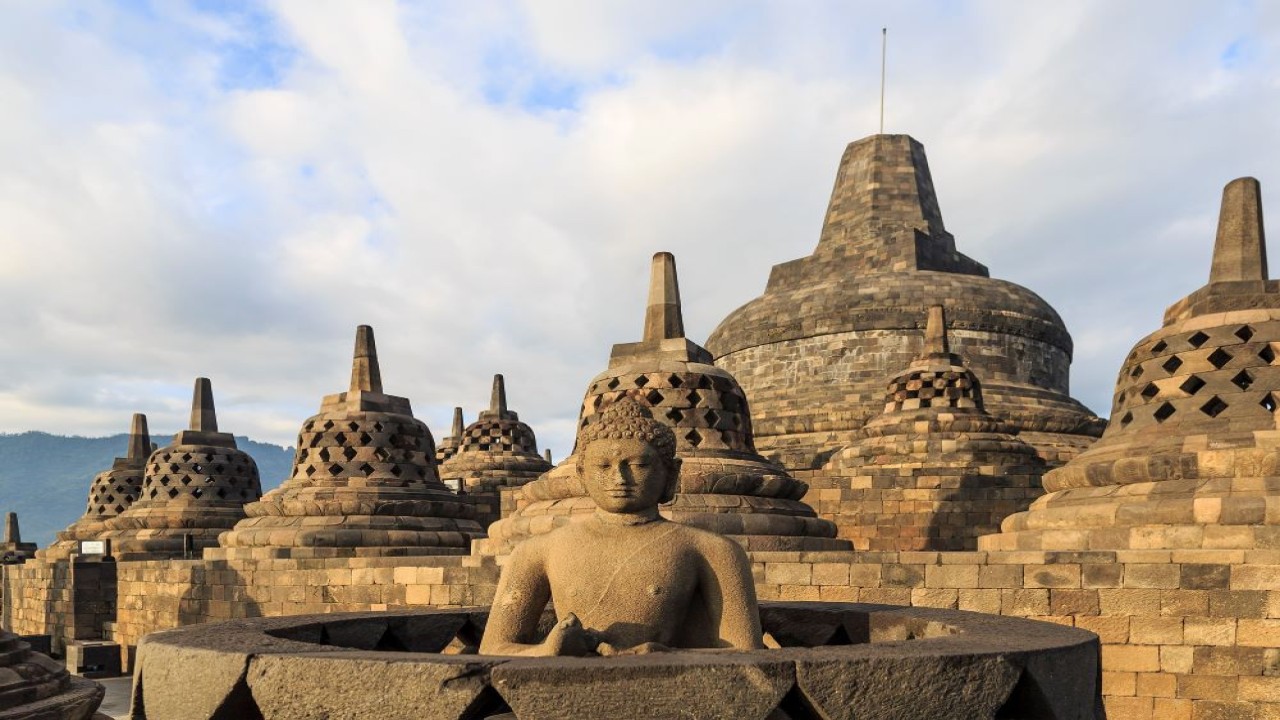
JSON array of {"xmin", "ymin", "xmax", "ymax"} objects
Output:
[{"xmin": 79, "ymin": 540, "xmax": 106, "ymax": 555}]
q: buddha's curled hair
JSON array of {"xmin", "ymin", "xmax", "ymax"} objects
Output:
[{"xmin": 579, "ymin": 397, "xmax": 677, "ymax": 460}]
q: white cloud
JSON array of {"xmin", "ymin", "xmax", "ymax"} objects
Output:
[{"xmin": 0, "ymin": 0, "xmax": 1277, "ymax": 466}]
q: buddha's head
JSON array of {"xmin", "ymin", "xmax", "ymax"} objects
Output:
[{"xmin": 576, "ymin": 398, "xmax": 680, "ymax": 514}]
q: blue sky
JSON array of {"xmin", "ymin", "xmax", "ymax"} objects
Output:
[{"xmin": 0, "ymin": 0, "xmax": 1277, "ymax": 461}]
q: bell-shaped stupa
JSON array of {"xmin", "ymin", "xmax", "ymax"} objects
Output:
[
  {"xmin": 216, "ymin": 326, "xmax": 484, "ymax": 558},
  {"xmin": 988, "ymin": 178, "xmax": 1280, "ymax": 551},
  {"xmin": 439, "ymin": 374, "xmax": 552, "ymax": 526},
  {"xmin": 0, "ymin": 629, "xmax": 104, "ymax": 718},
  {"xmin": 101, "ymin": 379, "xmax": 261, "ymax": 560},
  {"xmin": 484, "ymin": 252, "xmax": 846, "ymax": 554},
  {"xmin": 434, "ymin": 407, "xmax": 465, "ymax": 465},
  {"xmin": 820, "ymin": 306, "xmax": 1046, "ymax": 551},
  {"xmin": 706, "ymin": 134, "xmax": 1104, "ymax": 471},
  {"xmin": 41, "ymin": 413, "xmax": 152, "ymax": 560}
]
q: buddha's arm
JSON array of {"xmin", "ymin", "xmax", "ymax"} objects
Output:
[
  {"xmin": 479, "ymin": 540, "xmax": 591, "ymax": 657},
  {"xmin": 698, "ymin": 537, "xmax": 766, "ymax": 650}
]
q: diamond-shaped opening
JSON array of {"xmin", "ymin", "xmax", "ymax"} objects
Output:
[
  {"xmin": 215, "ymin": 488, "xmax": 227, "ymax": 499},
  {"xmin": 1153, "ymin": 402, "xmax": 1176, "ymax": 422},
  {"xmin": 159, "ymin": 477, "xmax": 171, "ymax": 486},
  {"xmin": 113, "ymin": 505, "xmax": 124, "ymax": 514},
  {"xmin": 342, "ymin": 447, "xmax": 358, "ymax": 461},
  {"xmin": 318, "ymin": 448, "xmax": 331, "ymax": 462},
  {"xmin": 1119, "ymin": 411, "xmax": 1134, "ymax": 427},
  {"xmin": 688, "ymin": 389, "xmax": 703, "ymax": 406},
  {"xmin": 179, "ymin": 475, "xmax": 192, "ymax": 486},
  {"xmin": 1179, "ymin": 376, "xmax": 1206, "ymax": 395},
  {"xmin": 1151, "ymin": 340, "xmax": 1168, "ymax": 354},
  {"xmin": 606, "ymin": 377, "xmax": 620, "ymax": 390},
  {"xmin": 180, "ymin": 453, "xmax": 192, "ymax": 462},
  {"xmin": 1130, "ymin": 365, "xmax": 1144, "ymax": 379},
  {"xmin": 1262, "ymin": 394, "xmax": 1278, "ymax": 413},
  {"xmin": 686, "ymin": 429, "xmax": 703, "ymax": 447},
  {"xmin": 328, "ymin": 464, "xmax": 343, "ymax": 475},
  {"xmin": 305, "ymin": 465, "xmax": 316, "ymax": 477},
  {"xmin": 193, "ymin": 464, "xmax": 203, "ymax": 473},
  {"xmin": 1262, "ymin": 345, "xmax": 1276, "ymax": 364},
  {"xmin": 1140, "ymin": 383, "xmax": 1160, "ymax": 400},
  {"xmin": 1188, "ymin": 331, "xmax": 1210, "ymax": 348},
  {"xmin": 207, "ymin": 476, "xmax": 218, "ymax": 484},
  {"xmin": 359, "ymin": 463, "xmax": 374, "ymax": 476},
  {"xmin": 1231, "ymin": 370, "xmax": 1254, "ymax": 390},
  {"xmin": 666, "ymin": 408, "xmax": 684, "ymax": 423},
  {"xmin": 348, "ymin": 421, "xmax": 359, "ymax": 432},
  {"xmin": 322, "ymin": 420, "xmax": 335, "ymax": 430},
  {"xmin": 390, "ymin": 465, "xmax": 403, "ymax": 477},
  {"xmin": 166, "ymin": 488, "xmax": 178, "ymax": 499},
  {"xmin": 1236, "ymin": 326, "xmax": 1255, "ymax": 343},
  {"xmin": 667, "ymin": 374, "xmax": 683, "ymax": 388},
  {"xmin": 373, "ymin": 422, "xmax": 384, "ymax": 432},
  {"xmin": 705, "ymin": 409, "xmax": 721, "ymax": 426},
  {"xmin": 1208, "ymin": 348, "xmax": 1232, "ymax": 370},
  {"xmin": 1200, "ymin": 396, "xmax": 1228, "ymax": 418},
  {"xmin": 334, "ymin": 432, "xmax": 347, "ymax": 444},
  {"xmin": 359, "ymin": 432, "xmax": 373, "ymax": 445},
  {"xmin": 634, "ymin": 375, "xmax": 650, "ymax": 388},
  {"xmin": 644, "ymin": 389, "xmax": 663, "ymax": 406},
  {"xmin": 1161, "ymin": 356, "xmax": 1184, "ymax": 374},
  {"xmin": 192, "ymin": 488, "xmax": 203, "ymax": 499}
]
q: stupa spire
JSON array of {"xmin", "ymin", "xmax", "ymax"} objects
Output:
[
  {"xmin": 350, "ymin": 325, "xmax": 383, "ymax": 394},
  {"xmin": 127, "ymin": 413, "xmax": 151, "ymax": 462},
  {"xmin": 643, "ymin": 252, "xmax": 685, "ymax": 342},
  {"xmin": 4, "ymin": 512, "xmax": 18, "ymax": 544},
  {"xmin": 190, "ymin": 378, "xmax": 217, "ymax": 433},
  {"xmin": 490, "ymin": 374, "xmax": 507, "ymax": 415},
  {"xmin": 451, "ymin": 407, "xmax": 464, "ymax": 437},
  {"xmin": 1210, "ymin": 177, "xmax": 1267, "ymax": 284},
  {"xmin": 923, "ymin": 304, "xmax": 949, "ymax": 356}
]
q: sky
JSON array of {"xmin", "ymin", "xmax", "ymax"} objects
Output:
[{"xmin": 0, "ymin": 0, "xmax": 1277, "ymax": 462}]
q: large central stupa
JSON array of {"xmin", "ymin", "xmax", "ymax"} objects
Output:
[{"xmin": 706, "ymin": 134, "xmax": 1104, "ymax": 470}]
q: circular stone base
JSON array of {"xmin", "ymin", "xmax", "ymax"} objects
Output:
[{"xmin": 132, "ymin": 603, "xmax": 1100, "ymax": 720}]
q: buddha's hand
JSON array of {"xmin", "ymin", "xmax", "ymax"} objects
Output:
[
  {"xmin": 542, "ymin": 613, "xmax": 596, "ymax": 657},
  {"xmin": 596, "ymin": 641, "xmax": 671, "ymax": 656}
]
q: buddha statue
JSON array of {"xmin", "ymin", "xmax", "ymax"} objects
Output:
[{"xmin": 479, "ymin": 398, "xmax": 765, "ymax": 657}]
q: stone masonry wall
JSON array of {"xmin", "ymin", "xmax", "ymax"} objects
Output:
[
  {"xmin": 110, "ymin": 555, "xmax": 501, "ymax": 666},
  {"xmin": 751, "ymin": 548, "xmax": 1280, "ymax": 720},
  {"xmin": 717, "ymin": 328, "xmax": 1074, "ymax": 468}
]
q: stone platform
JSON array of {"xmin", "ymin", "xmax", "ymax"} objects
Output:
[{"xmin": 130, "ymin": 603, "xmax": 1100, "ymax": 720}]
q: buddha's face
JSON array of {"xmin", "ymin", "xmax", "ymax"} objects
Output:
[{"xmin": 580, "ymin": 437, "xmax": 674, "ymax": 514}]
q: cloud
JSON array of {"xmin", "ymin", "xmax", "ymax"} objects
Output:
[{"xmin": 0, "ymin": 0, "xmax": 1277, "ymax": 467}]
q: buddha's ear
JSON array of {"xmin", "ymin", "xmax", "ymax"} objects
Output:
[{"xmin": 660, "ymin": 456, "xmax": 681, "ymax": 504}]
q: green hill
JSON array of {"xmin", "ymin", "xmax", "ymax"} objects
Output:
[{"xmin": 0, "ymin": 432, "xmax": 294, "ymax": 548}]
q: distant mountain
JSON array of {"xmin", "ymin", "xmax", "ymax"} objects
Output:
[{"xmin": 0, "ymin": 432, "xmax": 294, "ymax": 548}]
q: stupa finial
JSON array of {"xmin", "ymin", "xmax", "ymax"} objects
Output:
[
  {"xmin": 924, "ymin": 304, "xmax": 949, "ymax": 356},
  {"xmin": 1210, "ymin": 177, "xmax": 1267, "ymax": 284},
  {"xmin": 642, "ymin": 252, "xmax": 685, "ymax": 342},
  {"xmin": 127, "ymin": 413, "xmax": 151, "ymax": 461},
  {"xmin": 4, "ymin": 512, "xmax": 18, "ymax": 544},
  {"xmin": 190, "ymin": 378, "xmax": 217, "ymax": 432},
  {"xmin": 490, "ymin": 374, "xmax": 507, "ymax": 415},
  {"xmin": 451, "ymin": 407, "xmax": 464, "ymax": 437},
  {"xmin": 350, "ymin": 325, "xmax": 383, "ymax": 394}
]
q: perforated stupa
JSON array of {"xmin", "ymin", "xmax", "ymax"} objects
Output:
[
  {"xmin": 820, "ymin": 305, "xmax": 1046, "ymax": 551},
  {"xmin": 101, "ymin": 379, "xmax": 261, "ymax": 560},
  {"xmin": 438, "ymin": 374, "xmax": 552, "ymax": 526},
  {"xmin": 41, "ymin": 413, "xmax": 152, "ymax": 560},
  {"xmin": 484, "ymin": 252, "xmax": 845, "ymax": 554},
  {"xmin": 216, "ymin": 326, "xmax": 484, "ymax": 557},
  {"xmin": 989, "ymin": 177, "xmax": 1280, "ymax": 551}
]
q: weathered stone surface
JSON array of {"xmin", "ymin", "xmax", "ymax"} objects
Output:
[
  {"xmin": 215, "ymin": 326, "xmax": 483, "ymax": 558},
  {"xmin": 246, "ymin": 653, "xmax": 500, "ymax": 720},
  {"xmin": 491, "ymin": 652, "xmax": 794, "ymax": 720},
  {"xmin": 127, "ymin": 604, "xmax": 1099, "ymax": 720},
  {"xmin": 0, "ymin": 629, "xmax": 103, "ymax": 720},
  {"xmin": 706, "ymin": 134, "xmax": 1103, "ymax": 472}
]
